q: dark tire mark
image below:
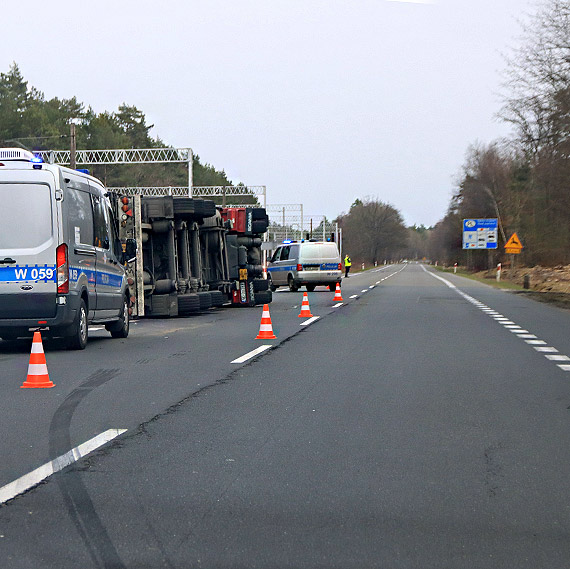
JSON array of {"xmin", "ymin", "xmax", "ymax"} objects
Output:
[{"xmin": 49, "ymin": 369, "xmax": 125, "ymax": 569}]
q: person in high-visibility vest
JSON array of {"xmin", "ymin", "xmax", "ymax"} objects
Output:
[{"xmin": 344, "ymin": 254, "xmax": 351, "ymax": 278}]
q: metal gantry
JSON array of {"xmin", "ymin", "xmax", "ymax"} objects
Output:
[{"xmin": 36, "ymin": 147, "xmax": 194, "ymax": 189}]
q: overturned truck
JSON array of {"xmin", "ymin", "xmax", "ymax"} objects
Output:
[{"xmin": 112, "ymin": 193, "xmax": 271, "ymax": 317}]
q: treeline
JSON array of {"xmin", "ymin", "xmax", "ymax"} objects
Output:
[
  {"xmin": 431, "ymin": 0, "xmax": 570, "ymax": 268},
  {"xmin": 0, "ymin": 63, "xmax": 253, "ymax": 202}
]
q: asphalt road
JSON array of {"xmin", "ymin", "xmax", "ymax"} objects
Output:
[{"xmin": 1, "ymin": 264, "xmax": 570, "ymax": 568}]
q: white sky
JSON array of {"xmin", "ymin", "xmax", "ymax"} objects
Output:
[{"xmin": 2, "ymin": 0, "xmax": 532, "ymax": 227}]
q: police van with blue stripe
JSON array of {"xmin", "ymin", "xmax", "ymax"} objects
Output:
[
  {"xmin": 0, "ymin": 148, "xmax": 136, "ymax": 349},
  {"xmin": 267, "ymin": 240, "xmax": 342, "ymax": 292}
]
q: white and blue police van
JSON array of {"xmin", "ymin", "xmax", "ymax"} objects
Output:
[
  {"xmin": 267, "ymin": 240, "xmax": 342, "ymax": 292},
  {"xmin": 0, "ymin": 148, "xmax": 136, "ymax": 349}
]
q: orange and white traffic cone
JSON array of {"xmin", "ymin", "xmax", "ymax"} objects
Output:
[
  {"xmin": 298, "ymin": 292, "xmax": 313, "ymax": 318},
  {"xmin": 333, "ymin": 282, "xmax": 343, "ymax": 302},
  {"xmin": 255, "ymin": 304, "xmax": 277, "ymax": 339},
  {"xmin": 21, "ymin": 331, "xmax": 55, "ymax": 388}
]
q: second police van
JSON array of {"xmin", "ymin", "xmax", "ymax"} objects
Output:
[
  {"xmin": 267, "ymin": 240, "xmax": 342, "ymax": 292},
  {"xmin": 0, "ymin": 148, "xmax": 136, "ymax": 349}
]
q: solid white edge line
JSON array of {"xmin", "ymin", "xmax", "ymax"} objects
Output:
[
  {"xmin": 332, "ymin": 302, "xmax": 343, "ymax": 308},
  {"xmin": 0, "ymin": 429, "xmax": 127, "ymax": 505},
  {"xmin": 231, "ymin": 345, "xmax": 272, "ymax": 364},
  {"xmin": 300, "ymin": 316, "xmax": 320, "ymax": 326}
]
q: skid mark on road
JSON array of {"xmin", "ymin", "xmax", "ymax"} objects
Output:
[{"xmin": 422, "ymin": 266, "xmax": 570, "ymax": 373}]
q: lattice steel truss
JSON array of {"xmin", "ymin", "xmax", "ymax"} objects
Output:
[
  {"xmin": 109, "ymin": 185, "xmax": 266, "ymax": 207},
  {"xmin": 36, "ymin": 147, "xmax": 194, "ymax": 188}
]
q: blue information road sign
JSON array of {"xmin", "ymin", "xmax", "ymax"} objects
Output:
[{"xmin": 463, "ymin": 219, "xmax": 498, "ymax": 249}]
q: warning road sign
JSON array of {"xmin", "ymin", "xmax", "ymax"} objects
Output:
[{"xmin": 505, "ymin": 232, "xmax": 523, "ymax": 254}]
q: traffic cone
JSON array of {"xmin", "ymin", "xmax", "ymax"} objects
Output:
[
  {"xmin": 333, "ymin": 282, "xmax": 343, "ymax": 302},
  {"xmin": 255, "ymin": 304, "xmax": 277, "ymax": 339},
  {"xmin": 298, "ymin": 292, "xmax": 313, "ymax": 318},
  {"xmin": 21, "ymin": 331, "xmax": 55, "ymax": 388}
]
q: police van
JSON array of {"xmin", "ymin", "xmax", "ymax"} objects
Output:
[
  {"xmin": 0, "ymin": 148, "xmax": 136, "ymax": 349},
  {"xmin": 267, "ymin": 240, "xmax": 342, "ymax": 292}
]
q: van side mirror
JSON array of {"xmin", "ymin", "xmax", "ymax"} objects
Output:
[{"xmin": 123, "ymin": 238, "xmax": 137, "ymax": 263}]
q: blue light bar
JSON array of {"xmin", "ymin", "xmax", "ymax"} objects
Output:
[
  {"xmin": 282, "ymin": 240, "xmax": 293, "ymax": 244},
  {"xmin": 30, "ymin": 155, "xmax": 43, "ymax": 164}
]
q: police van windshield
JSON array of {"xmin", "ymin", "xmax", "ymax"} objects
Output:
[{"xmin": 0, "ymin": 184, "xmax": 53, "ymax": 249}]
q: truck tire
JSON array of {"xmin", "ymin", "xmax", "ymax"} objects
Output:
[
  {"xmin": 253, "ymin": 278, "xmax": 269, "ymax": 292},
  {"xmin": 197, "ymin": 291, "xmax": 212, "ymax": 310},
  {"xmin": 251, "ymin": 208, "xmax": 267, "ymax": 221},
  {"xmin": 254, "ymin": 290, "xmax": 272, "ymax": 305},
  {"xmin": 107, "ymin": 296, "xmax": 130, "ymax": 339},
  {"xmin": 252, "ymin": 220, "xmax": 268, "ymax": 234},
  {"xmin": 67, "ymin": 299, "xmax": 88, "ymax": 350},
  {"xmin": 178, "ymin": 293, "xmax": 200, "ymax": 314},
  {"xmin": 210, "ymin": 290, "xmax": 225, "ymax": 307}
]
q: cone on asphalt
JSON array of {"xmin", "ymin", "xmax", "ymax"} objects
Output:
[
  {"xmin": 298, "ymin": 292, "xmax": 313, "ymax": 318},
  {"xmin": 333, "ymin": 282, "xmax": 343, "ymax": 302},
  {"xmin": 21, "ymin": 331, "xmax": 55, "ymax": 388},
  {"xmin": 255, "ymin": 304, "xmax": 277, "ymax": 339}
]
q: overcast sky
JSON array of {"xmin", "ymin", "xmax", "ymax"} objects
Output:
[{"xmin": 2, "ymin": 0, "xmax": 533, "ymax": 227}]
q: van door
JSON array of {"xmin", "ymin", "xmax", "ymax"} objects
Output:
[
  {"xmin": 64, "ymin": 181, "xmax": 97, "ymax": 319},
  {"xmin": 0, "ymin": 178, "xmax": 58, "ymax": 319},
  {"xmin": 91, "ymin": 192, "xmax": 124, "ymax": 319}
]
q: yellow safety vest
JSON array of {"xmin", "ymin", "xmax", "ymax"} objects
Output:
[{"xmin": 344, "ymin": 256, "xmax": 351, "ymax": 267}]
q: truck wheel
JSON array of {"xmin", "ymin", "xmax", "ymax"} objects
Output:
[
  {"xmin": 197, "ymin": 291, "xmax": 212, "ymax": 310},
  {"xmin": 178, "ymin": 293, "xmax": 200, "ymax": 314},
  {"xmin": 253, "ymin": 278, "xmax": 269, "ymax": 292},
  {"xmin": 210, "ymin": 290, "xmax": 225, "ymax": 307},
  {"xmin": 288, "ymin": 276, "xmax": 299, "ymax": 292},
  {"xmin": 306, "ymin": 284, "xmax": 316, "ymax": 292},
  {"xmin": 108, "ymin": 297, "xmax": 130, "ymax": 339},
  {"xmin": 67, "ymin": 299, "xmax": 88, "ymax": 350},
  {"xmin": 254, "ymin": 290, "xmax": 273, "ymax": 305}
]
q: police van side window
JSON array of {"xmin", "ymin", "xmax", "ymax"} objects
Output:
[
  {"xmin": 107, "ymin": 206, "xmax": 122, "ymax": 259},
  {"xmin": 92, "ymin": 195, "xmax": 109, "ymax": 249},
  {"xmin": 280, "ymin": 246, "xmax": 290, "ymax": 261},
  {"xmin": 271, "ymin": 248, "xmax": 281, "ymax": 263},
  {"xmin": 67, "ymin": 188, "xmax": 94, "ymax": 246}
]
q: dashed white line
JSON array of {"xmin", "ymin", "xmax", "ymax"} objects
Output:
[
  {"xmin": 332, "ymin": 302, "xmax": 343, "ymax": 308},
  {"xmin": 231, "ymin": 345, "xmax": 272, "ymax": 364},
  {"xmin": 0, "ymin": 429, "xmax": 126, "ymax": 505},
  {"xmin": 421, "ymin": 265, "xmax": 570, "ymax": 373},
  {"xmin": 300, "ymin": 316, "xmax": 320, "ymax": 326},
  {"xmin": 361, "ymin": 290, "xmax": 368, "ymax": 293},
  {"xmin": 349, "ymin": 295, "xmax": 359, "ymax": 299}
]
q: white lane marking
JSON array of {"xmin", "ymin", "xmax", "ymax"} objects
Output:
[
  {"xmin": 369, "ymin": 285, "xmax": 375, "ymax": 289},
  {"xmin": 332, "ymin": 302, "xmax": 343, "ymax": 308},
  {"xmin": 546, "ymin": 355, "xmax": 570, "ymax": 361},
  {"xmin": 375, "ymin": 281, "xmax": 381, "ymax": 285},
  {"xmin": 231, "ymin": 345, "xmax": 272, "ymax": 364},
  {"xmin": 300, "ymin": 316, "xmax": 320, "ymax": 327},
  {"xmin": 421, "ymin": 265, "xmax": 570, "ymax": 372},
  {"xmin": 349, "ymin": 295, "xmax": 359, "ymax": 299},
  {"xmin": 0, "ymin": 429, "xmax": 126, "ymax": 505},
  {"xmin": 361, "ymin": 290, "xmax": 368, "ymax": 293}
]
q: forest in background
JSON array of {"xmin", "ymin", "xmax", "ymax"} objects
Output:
[
  {"xmin": 0, "ymin": 63, "xmax": 257, "ymax": 205},
  {"xmin": 430, "ymin": 0, "xmax": 570, "ymax": 269}
]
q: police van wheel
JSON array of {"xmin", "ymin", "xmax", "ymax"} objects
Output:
[
  {"xmin": 67, "ymin": 300, "xmax": 88, "ymax": 350},
  {"xmin": 267, "ymin": 275, "xmax": 277, "ymax": 292},
  {"xmin": 109, "ymin": 297, "xmax": 130, "ymax": 339},
  {"xmin": 288, "ymin": 276, "xmax": 299, "ymax": 292}
]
